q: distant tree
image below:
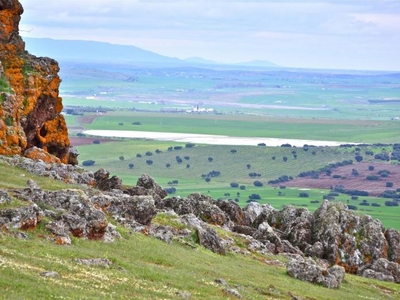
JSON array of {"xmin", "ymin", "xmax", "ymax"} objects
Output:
[
  {"xmin": 257, "ymin": 143, "xmax": 266, "ymax": 147},
  {"xmin": 167, "ymin": 147, "xmax": 173, "ymax": 151},
  {"xmin": 366, "ymin": 175, "xmax": 379, "ymax": 181},
  {"xmin": 299, "ymin": 192, "xmax": 309, "ymax": 198},
  {"xmin": 351, "ymin": 169, "xmax": 359, "ymax": 176},
  {"xmin": 82, "ymin": 160, "xmax": 95, "ymax": 166},
  {"xmin": 185, "ymin": 143, "xmax": 195, "ymax": 148},
  {"xmin": 230, "ymin": 182, "xmax": 239, "ymax": 188},
  {"xmin": 146, "ymin": 159, "xmax": 153, "ymax": 165},
  {"xmin": 118, "ymin": 122, "xmax": 124, "ymax": 126},
  {"xmin": 208, "ymin": 157, "xmax": 213, "ymax": 162},
  {"xmin": 184, "ymin": 156, "xmax": 190, "ymax": 160},
  {"xmin": 186, "ymin": 164, "xmax": 190, "ymax": 168},
  {"xmin": 253, "ymin": 180, "xmax": 263, "ymax": 187},
  {"xmin": 312, "ymin": 151, "xmax": 316, "ymax": 155},
  {"xmin": 293, "ymin": 154, "xmax": 297, "ymax": 159},
  {"xmin": 128, "ymin": 163, "xmax": 134, "ymax": 169},
  {"xmin": 174, "ymin": 146, "xmax": 183, "ymax": 150},
  {"xmin": 272, "ymin": 156, "xmax": 276, "ymax": 160},
  {"xmin": 246, "ymin": 164, "xmax": 251, "ymax": 169},
  {"xmin": 155, "ymin": 149, "xmax": 162, "ymax": 154},
  {"xmin": 136, "ymin": 153, "xmax": 142, "ymax": 158},
  {"xmin": 145, "ymin": 151, "xmax": 153, "ymax": 156},
  {"xmin": 283, "ymin": 156, "xmax": 288, "ymax": 162},
  {"xmin": 355, "ymin": 155, "xmax": 363, "ymax": 162},
  {"xmin": 205, "ymin": 177, "xmax": 211, "ymax": 183},
  {"xmin": 176, "ymin": 156, "xmax": 183, "ymax": 164},
  {"xmin": 119, "ymin": 156, "xmax": 125, "ymax": 161},
  {"xmin": 93, "ymin": 140, "xmax": 100, "ymax": 144},
  {"xmin": 281, "ymin": 143, "xmax": 291, "ymax": 147},
  {"xmin": 230, "ymin": 149, "xmax": 237, "ymax": 154},
  {"xmin": 368, "ymin": 165, "xmax": 375, "ymax": 171},
  {"xmin": 386, "ymin": 182, "xmax": 394, "ymax": 188},
  {"xmin": 166, "ymin": 163, "xmax": 171, "ymax": 168},
  {"xmin": 239, "ymin": 185, "xmax": 246, "ymax": 190},
  {"xmin": 132, "ymin": 121, "xmax": 141, "ymax": 125}
]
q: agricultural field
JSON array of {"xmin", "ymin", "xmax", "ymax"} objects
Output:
[{"xmin": 60, "ymin": 62, "xmax": 400, "ymax": 230}]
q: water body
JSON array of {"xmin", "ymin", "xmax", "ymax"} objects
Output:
[{"xmin": 83, "ymin": 130, "xmax": 349, "ymax": 147}]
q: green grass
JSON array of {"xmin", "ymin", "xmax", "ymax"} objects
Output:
[
  {"xmin": 0, "ymin": 155, "xmax": 399, "ymax": 298},
  {"xmin": 80, "ymin": 111, "xmax": 400, "ymax": 144},
  {"xmin": 1, "ymin": 228, "xmax": 399, "ymax": 299}
]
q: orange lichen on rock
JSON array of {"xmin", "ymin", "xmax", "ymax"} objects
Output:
[{"xmin": 0, "ymin": 0, "xmax": 72, "ymax": 164}]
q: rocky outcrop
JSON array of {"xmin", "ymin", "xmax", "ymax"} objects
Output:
[
  {"xmin": 0, "ymin": 0, "xmax": 72, "ymax": 164},
  {"xmin": 1, "ymin": 155, "xmax": 400, "ymax": 287},
  {"xmin": 287, "ymin": 257, "xmax": 346, "ymax": 288}
]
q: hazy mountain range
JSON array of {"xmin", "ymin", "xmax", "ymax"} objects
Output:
[{"xmin": 24, "ymin": 37, "xmax": 279, "ymax": 68}]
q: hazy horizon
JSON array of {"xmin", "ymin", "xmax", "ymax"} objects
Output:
[{"xmin": 19, "ymin": 0, "xmax": 400, "ymax": 72}]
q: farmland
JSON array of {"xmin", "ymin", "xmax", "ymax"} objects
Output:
[{"xmin": 60, "ymin": 62, "xmax": 400, "ymax": 229}]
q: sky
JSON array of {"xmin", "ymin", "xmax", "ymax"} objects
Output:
[{"xmin": 18, "ymin": 0, "xmax": 400, "ymax": 71}]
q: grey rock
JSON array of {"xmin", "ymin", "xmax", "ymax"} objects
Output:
[
  {"xmin": 74, "ymin": 258, "xmax": 112, "ymax": 268},
  {"xmin": 94, "ymin": 168, "xmax": 122, "ymax": 191},
  {"xmin": 0, "ymin": 203, "xmax": 44, "ymax": 230},
  {"xmin": 224, "ymin": 288, "xmax": 243, "ymax": 298},
  {"xmin": 286, "ymin": 257, "xmax": 345, "ymax": 288},
  {"xmin": 385, "ymin": 228, "xmax": 400, "ymax": 264},
  {"xmin": 215, "ymin": 199, "xmax": 251, "ymax": 226},
  {"xmin": 196, "ymin": 227, "xmax": 226, "ymax": 255},
  {"xmin": 0, "ymin": 190, "xmax": 11, "ymax": 204},
  {"xmin": 358, "ymin": 258, "xmax": 400, "ymax": 283},
  {"xmin": 40, "ymin": 271, "xmax": 60, "ymax": 278},
  {"xmin": 242, "ymin": 201, "xmax": 263, "ymax": 224}
]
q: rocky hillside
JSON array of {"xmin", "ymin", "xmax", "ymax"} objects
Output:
[
  {"xmin": 0, "ymin": 0, "xmax": 74, "ymax": 164},
  {"xmin": 1, "ymin": 154, "xmax": 399, "ymax": 291}
]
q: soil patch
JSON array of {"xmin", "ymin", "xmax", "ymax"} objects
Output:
[{"xmin": 284, "ymin": 162, "xmax": 400, "ymax": 197}]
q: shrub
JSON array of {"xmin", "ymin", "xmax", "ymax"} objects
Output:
[
  {"xmin": 132, "ymin": 121, "xmax": 141, "ymax": 125},
  {"xmin": 368, "ymin": 165, "xmax": 375, "ymax": 171},
  {"xmin": 355, "ymin": 155, "xmax": 363, "ymax": 162},
  {"xmin": 299, "ymin": 192, "xmax": 309, "ymax": 197},
  {"xmin": 165, "ymin": 187, "xmax": 176, "ymax": 194},
  {"xmin": 281, "ymin": 143, "xmax": 291, "ymax": 147},
  {"xmin": 283, "ymin": 156, "xmax": 288, "ymax": 162},
  {"xmin": 257, "ymin": 143, "xmax": 266, "ymax": 146},
  {"xmin": 82, "ymin": 160, "xmax": 95, "ymax": 166},
  {"xmin": 385, "ymin": 201, "xmax": 399, "ymax": 207},
  {"xmin": 208, "ymin": 157, "xmax": 213, "ymax": 162},
  {"xmin": 186, "ymin": 164, "xmax": 190, "ymax": 168},
  {"xmin": 253, "ymin": 180, "xmax": 263, "ymax": 187},
  {"xmin": 146, "ymin": 160, "xmax": 153, "ymax": 165},
  {"xmin": 155, "ymin": 149, "xmax": 162, "ymax": 154},
  {"xmin": 128, "ymin": 163, "xmax": 134, "ymax": 169},
  {"xmin": 239, "ymin": 185, "xmax": 246, "ymax": 190},
  {"xmin": 230, "ymin": 182, "xmax": 239, "ymax": 188},
  {"xmin": 248, "ymin": 193, "xmax": 261, "ymax": 200},
  {"xmin": 184, "ymin": 156, "xmax": 190, "ymax": 160},
  {"xmin": 93, "ymin": 140, "xmax": 100, "ymax": 144},
  {"xmin": 166, "ymin": 163, "xmax": 171, "ymax": 168},
  {"xmin": 246, "ymin": 164, "xmax": 251, "ymax": 169},
  {"xmin": 386, "ymin": 182, "xmax": 394, "ymax": 188},
  {"xmin": 145, "ymin": 151, "xmax": 153, "ymax": 156},
  {"xmin": 176, "ymin": 156, "xmax": 183, "ymax": 164},
  {"xmin": 118, "ymin": 122, "xmax": 124, "ymax": 126},
  {"xmin": 205, "ymin": 178, "xmax": 211, "ymax": 183},
  {"xmin": 230, "ymin": 149, "xmax": 237, "ymax": 154},
  {"xmin": 347, "ymin": 205, "xmax": 358, "ymax": 210},
  {"xmin": 366, "ymin": 175, "xmax": 379, "ymax": 181},
  {"xmin": 136, "ymin": 154, "xmax": 142, "ymax": 158},
  {"xmin": 371, "ymin": 203, "xmax": 381, "ymax": 207},
  {"xmin": 271, "ymin": 156, "xmax": 276, "ymax": 160},
  {"xmin": 119, "ymin": 156, "xmax": 125, "ymax": 161},
  {"xmin": 333, "ymin": 175, "xmax": 341, "ymax": 179},
  {"xmin": 174, "ymin": 146, "xmax": 183, "ymax": 150}
]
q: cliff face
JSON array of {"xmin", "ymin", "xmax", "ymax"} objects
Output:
[{"xmin": 0, "ymin": 0, "xmax": 72, "ymax": 164}]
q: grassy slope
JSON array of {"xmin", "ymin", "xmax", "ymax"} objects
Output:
[{"xmin": 1, "ymin": 161, "xmax": 399, "ymax": 299}]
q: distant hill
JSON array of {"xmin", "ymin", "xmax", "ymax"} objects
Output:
[
  {"xmin": 23, "ymin": 38, "xmax": 280, "ymax": 68},
  {"xmin": 236, "ymin": 60, "xmax": 280, "ymax": 68},
  {"xmin": 23, "ymin": 37, "xmax": 185, "ymax": 65},
  {"xmin": 184, "ymin": 57, "xmax": 220, "ymax": 65}
]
